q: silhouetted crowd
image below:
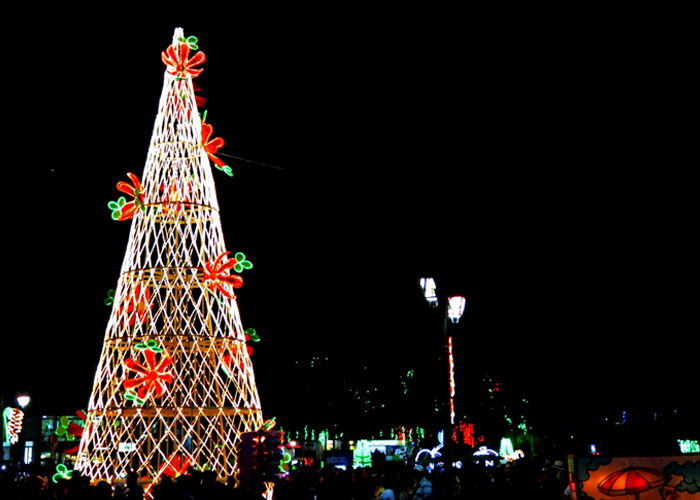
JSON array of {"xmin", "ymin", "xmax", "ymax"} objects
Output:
[{"xmin": 0, "ymin": 456, "xmax": 571, "ymax": 499}]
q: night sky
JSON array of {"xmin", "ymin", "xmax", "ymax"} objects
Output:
[{"xmin": 4, "ymin": 9, "xmax": 696, "ymax": 444}]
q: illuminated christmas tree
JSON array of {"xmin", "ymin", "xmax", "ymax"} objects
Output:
[
  {"xmin": 353, "ymin": 440, "xmax": 372, "ymax": 468},
  {"xmin": 75, "ymin": 28, "xmax": 265, "ymax": 487}
]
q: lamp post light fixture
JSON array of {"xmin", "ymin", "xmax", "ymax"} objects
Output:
[
  {"xmin": 419, "ymin": 277, "xmax": 439, "ymax": 307},
  {"xmin": 446, "ymin": 296, "xmax": 466, "ymax": 323},
  {"xmin": 16, "ymin": 395, "xmax": 31, "ymax": 409}
]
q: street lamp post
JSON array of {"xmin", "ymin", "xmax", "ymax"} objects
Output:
[
  {"xmin": 419, "ymin": 278, "xmax": 466, "ymax": 466},
  {"xmin": 2, "ymin": 394, "xmax": 30, "ymax": 464},
  {"xmin": 15, "ymin": 393, "xmax": 31, "ymax": 465},
  {"xmin": 445, "ymin": 296, "xmax": 466, "ymax": 426}
]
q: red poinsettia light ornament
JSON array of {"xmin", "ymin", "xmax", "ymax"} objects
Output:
[
  {"xmin": 220, "ymin": 328, "xmax": 260, "ymax": 378},
  {"xmin": 158, "ymin": 178, "xmax": 196, "ymax": 214},
  {"xmin": 161, "ymin": 36, "xmax": 206, "ymax": 79},
  {"xmin": 202, "ymin": 121, "xmax": 226, "ymax": 168},
  {"xmin": 123, "ymin": 344, "xmax": 173, "ymax": 406},
  {"xmin": 56, "ymin": 410, "xmax": 88, "ymax": 455},
  {"xmin": 160, "ymin": 452, "xmax": 192, "ymax": 478},
  {"xmin": 202, "ymin": 251, "xmax": 251, "ymax": 299},
  {"xmin": 193, "ymin": 82, "xmax": 206, "ymax": 108},
  {"xmin": 143, "ymin": 452, "xmax": 192, "ymax": 498},
  {"xmin": 119, "ymin": 283, "xmax": 152, "ymax": 327},
  {"xmin": 108, "ymin": 173, "xmax": 146, "ymax": 221},
  {"xmin": 117, "ymin": 173, "xmax": 145, "ymax": 220}
]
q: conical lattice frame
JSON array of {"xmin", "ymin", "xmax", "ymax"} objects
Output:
[{"xmin": 75, "ymin": 28, "xmax": 265, "ymax": 485}]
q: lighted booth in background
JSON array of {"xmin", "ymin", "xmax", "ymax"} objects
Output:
[{"xmin": 568, "ymin": 454, "xmax": 699, "ymax": 500}]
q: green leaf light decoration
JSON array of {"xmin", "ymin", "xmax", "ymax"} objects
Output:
[
  {"xmin": 55, "ymin": 416, "xmax": 76, "ymax": 440},
  {"xmin": 262, "ymin": 417, "xmax": 276, "ymax": 430},
  {"xmin": 178, "ymin": 35, "xmax": 199, "ymax": 50},
  {"xmin": 108, "ymin": 197, "xmax": 127, "ymax": 220},
  {"xmin": 52, "ymin": 464, "xmax": 73, "ymax": 483},
  {"xmin": 124, "ymin": 389, "xmax": 146, "ymax": 406},
  {"xmin": 214, "ymin": 163, "xmax": 233, "ymax": 177},
  {"xmin": 104, "ymin": 289, "xmax": 115, "ymax": 306},
  {"xmin": 233, "ymin": 252, "xmax": 253, "ymax": 273},
  {"xmin": 281, "ymin": 448, "xmax": 292, "ymax": 472},
  {"xmin": 134, "ymin": 339, "xmax": 164, "ymax": 353},
  {"xmin": 245, "ymin": 328, "xmax": 260, "ymax": 342}
]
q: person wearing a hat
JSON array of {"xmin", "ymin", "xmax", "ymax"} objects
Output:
[
  {"xmin": 541, "ymin": 460, "xmax": 568, "ymax": 499},
  {"xmin": 375, "ymin": 473, "xmax": 396, "ymax": 500},
  {"xmin": 410, "ymin": 464, "xmax": 433, "ymax": 500},
  {"xmin": 113, "ymin": 479, "xmax": 130, "ymax": 496}
]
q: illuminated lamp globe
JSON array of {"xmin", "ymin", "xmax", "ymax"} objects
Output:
[
  {"xmin": 447, "ymin": 296, "xmax": 466, "ymax": 323},
  {"xmin": 419, "ymin": 277, "xmax": 438, "ymax": 307},
  {"xmin": 16, "ymin": 395, "xmax": 31, "ymax": 409}
]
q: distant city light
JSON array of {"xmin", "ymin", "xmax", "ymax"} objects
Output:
[
  {"xmin": 678, "ymin": 439, "xmax": 700, "ymax": 453},
  {"xmin": 415, "ymin": 430, "xmax": 445, "ymax": 472},
  {"xmin": 499, "ymin": 437, "xmax": 515, "ymax": 459},
  {"xmin": 473, "ymin": 446, "xmax": 499, "ymax": 467}
]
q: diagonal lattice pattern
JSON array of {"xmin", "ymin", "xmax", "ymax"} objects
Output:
[{"xmin": 75, "ymin": 28, "xmax": 265, "ymax": 487}]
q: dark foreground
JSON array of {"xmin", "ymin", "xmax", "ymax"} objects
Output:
[{"xmin": 0, "ymin": 457, "xmax": 573, "ymax": 499}]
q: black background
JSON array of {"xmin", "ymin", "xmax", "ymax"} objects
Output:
[{"xmin": 3, "ymin": 7, "xmax": 696, "ymax": 447}]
